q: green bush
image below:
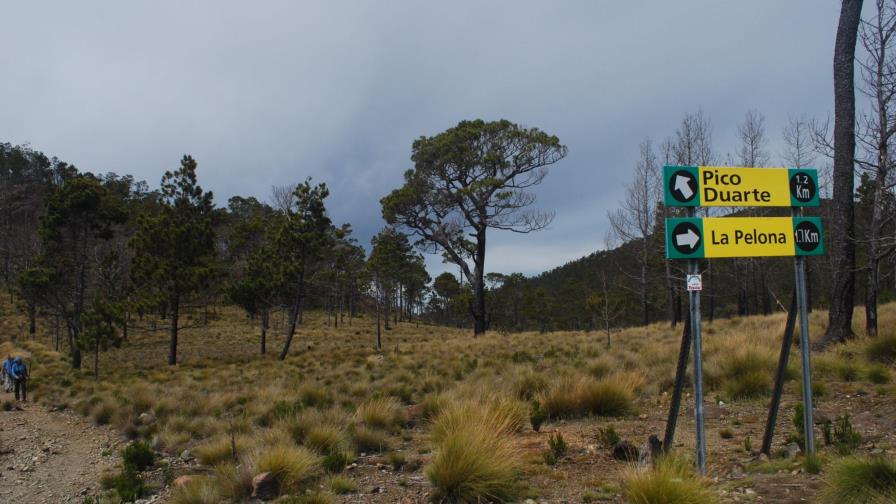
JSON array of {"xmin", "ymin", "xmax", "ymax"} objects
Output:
[
  {"xmin": 866, "ymin": 364, "xmax": 891, "ymax": 384},
  {"xmin": 529, "ymin": 401, "xmax": 547, "ymax": 432},
  {"xmin": 109, "ymin": 467, "xmax": 147, "ymax": 502},
  {"xmin": 121, "ymin": 440, "xmax": 154, "ymax": 471},
  {"xmin": 548, "ymin": 432, "xmax": 568, "ymax": 459},
  {"xmin": 821, "ymin": 456, "xmax": 896, "ymax": 504},
  {"xmin": 597, "ymin": 425, "xmax": 621, "ymax": 448},
  {"xmin": 834, "ymin": 415, "xmax": 863, "ymax": 455}
]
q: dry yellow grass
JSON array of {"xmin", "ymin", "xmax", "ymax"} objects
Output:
[{"xmin": 3, "ymin": 301, "xmax": 896, "ymax": 502}]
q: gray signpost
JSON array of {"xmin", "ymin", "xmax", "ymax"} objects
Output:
[{"xmin": 687, "ymin": 208, "xmax": 707, "ymax": 474}]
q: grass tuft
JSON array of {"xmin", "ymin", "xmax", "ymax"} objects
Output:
[
  {"xmin": 252, "ymin": 444, "xmax": 321, "ymax": 493},
  {"xmin": 622, "ymin": 452, "xmax": 714, "ymax": 504},
  {"xmin": 821, "ymin": 456, "xmax": 896, "ymax": 504}
]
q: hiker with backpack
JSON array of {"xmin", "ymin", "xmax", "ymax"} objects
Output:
[
  {"xmin": 10, "ymin": 356, "xmax": 28, "ymax": 402},
  {"xmin": 1, "ymin": 355, "xmax": 13, "ymax": 393}
]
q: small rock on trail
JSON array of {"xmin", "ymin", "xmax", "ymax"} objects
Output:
[{"xmin": 0, "ymin": 402, "xmax": 119, "ymax": 503}]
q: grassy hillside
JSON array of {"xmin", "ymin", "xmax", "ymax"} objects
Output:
[{"xmin": 2, "ymin": 303, "xmax": 896, "ymax": 503}]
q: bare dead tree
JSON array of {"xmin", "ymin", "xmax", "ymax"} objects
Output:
[
  {"xmin": 609, "ymin": 138, "xmax": 661, "ymax": 325},
  {"xmin": 782, "ymin": 115, "xmax": 818, "ymax": 168},
  {"xmin": 738, "ymin": 110, "xmax": 773, "ymax": 315},
  {"xmin": 856, "ymin": 0, "xmax": 896, "ymax": 336}
]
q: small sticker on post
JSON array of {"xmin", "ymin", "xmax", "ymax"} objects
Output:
[{"xmin": 687, "ymin": 274, "xmax": 702, "ymax": 291}]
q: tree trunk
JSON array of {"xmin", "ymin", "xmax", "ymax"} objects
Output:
[
  {"xmin": 27, "ymin": 302, "xmax": 36, "ymax": 337},
  {"xmin": 472, "ymin": 230, "xmax": 487, "ymax": 336},
  {"xmin": 821, "ymin": 0, "xmax": 863, "ymax": 347},
  {"xmin": 94, "ymin": 341, "xmax": 99, "ymax": 380},
  {"xmin": 70, "ymin": 326, "xmax": 82, "ymax": 369},
  {"xmin": 376, "ymin": 291, "xmax": 382, "ymax": 350},
  {"xmin": 260, "ymin": 309, "xmax": 268, "ymax": 355},
  {"xmin": 279, "ymin": 296, "xmax": 303, "ymax": 360},
  {"xmin": 168, "ymin": 293, "xmax": 179, "ymax": 365},
  {"xmin": 665, "ymin": 259, "xmax": 678, "ymax": 327},
  {"xmin": 866, "ymin": 189, "xmax": 883, "ymax": 335},
  {"xmin": 640, "ymin": 261, "xmax": 648, "ymax": 326}
]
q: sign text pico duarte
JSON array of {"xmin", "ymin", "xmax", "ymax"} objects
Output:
[
  {"xmin": 663, "ymin": 166, "xmax": 819, "ymax": 207},
  {"xmin": 665, "ymin": 216, "xmax": 824, "ymax": 259}
]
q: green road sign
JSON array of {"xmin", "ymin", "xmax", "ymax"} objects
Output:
[
  {"xmin": 665, "ymin": 216, "xmax": 824, "ymax": 259},
  {"xmin": 663, "ymin": 166, "xmax": 820, "ymax": 208}
]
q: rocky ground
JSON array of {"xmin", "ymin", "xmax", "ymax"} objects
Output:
[{"xmin": 0, "ymin": 401, "xmax": 120, "ymax": 504}]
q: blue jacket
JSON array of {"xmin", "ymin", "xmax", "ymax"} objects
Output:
[
  {"xmin": 2, "ymin": 358, "xmax": 12, "ymax": 376},
  {"xmin": 11, "ymin": 359, "xmax": 26, "ymax": 380}
]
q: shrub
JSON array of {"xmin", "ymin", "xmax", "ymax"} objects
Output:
[
  {"xmin": 834, "ymin": 415, "xmax": 863, "ymax": 455},
  {"xmin": 622, "ymin": 453, "xmax": 713, "ymax": 504},
  {"xmin": 121, "ymin": 440, "xmax": 154, "ymax": 471},
  {"xmin": 170, "ymin": 476, "xmax": 219, "ymax": 504},
  {"xmin": 354, "ymin": 397, "xmax": 407, "ymax": 430},
  {"xmin": 821, "ymin": 457, "xmax": 896, "ymax": 504},
  {"xmin": 257, "ymin": 400, "xmax": 301, "ymax": 427},
  {"xmin": 579, "ymin": 379, "xmax": 634, "ymax": 417},
  {"xmin": 529, "ymin": 401, "xmax": 547, "ymax": 432},
  {"xmin": 108, "ymin": 467, "xmax": 147, "ymax": 502},
  {"xmin": 712, "ymin": 347, "xmax": 775, "ymax": 401},
  {"xmin": 350, "ymin": 425, "xmax": 390, "ymax": 453},
  {"xmin": 299, "ymin": 383, "xmax": 332, "ymax": 408},
  {"xmin": 195, "ymin": 435, "xmax": 241, "ymax": 466},
  {"xmin": 252, "ymin": 444, "xmax": 321, "ymax": 493},
  {"xmin": 548, "ymin": 432, "xmax": 568, "ymax": 459},
  {"xmin": 537, "ymin": 376, "xmax": 633, "ymax": 419},
  {"xmin": 430, "ymin": 397, "xmax": 526, "ymax": 444},
  {"xmin": 866, "ymin": 364, "xmax": 891, "ymax": 384},
  {"xmin": 513, "ymin": 369, "xmax": 549, "ymax": 400},
  {"xmin": 305, "ymin": 425, "xmax": 347, "ymax": 456},
  {"xmin": 597, "ymin": 425, "xmax": 621, "ymax": 448},
  {"xmin": 865, "ymin": 334, "xmax": 896, "ymax": 364},
  {"xmin": 91, "ymin": 401, "xmax": 116, "ymax": 425},
  {"xmin": 722, "ymin": 370, "xmax": 771, "ymax": 401},
  {"xmin": 212, "ymin": 462, "xmax": 253, "ymax": 501},
  {"xmin": 804, "ymin": 454, "xmax": 822, "ymax": 475},
  {"xmin": 327, "ymin": 474, "xmax": 358, "ymax": 494},
  {"xmin": 426, "ymin": 421, "xmax": 521, "ymax": 503},
  {"xmin": 322, "ymin": 450, "xmax": 354, "ymax": 473}
]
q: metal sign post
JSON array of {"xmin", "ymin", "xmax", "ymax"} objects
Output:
[
  {"xmin": 688, "ymin": 205, "xmax": 707, "ymax": 475},
  {"xmin": 794, "ymin": 208, "xmax": 816, "ymax": 456}
]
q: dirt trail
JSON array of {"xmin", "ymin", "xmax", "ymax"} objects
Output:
[{"xmin": 0, "ymin": 402, "xmax": 120, "ymax": 503}]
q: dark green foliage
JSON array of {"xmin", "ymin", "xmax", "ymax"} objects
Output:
[
  {"xmin": 322, "ymin": 451, "xmax": 353, "ymax": 473},
  {"xmin": 597, "ymin": 425, "xmax": 621, "ymax": 448},
  {"xmin": 833, "ymin": 415, "xmax": 862, "ymax": 455},
  {"xmin": 548, "ymin": 432, "xmax": 568, "ymax": 459},
  {"xmin": 109, "ymin": 467, "xmax": 146, "ymax": 501},
  {"xmin": 122, "ymin": 440, "xmax": 155, "ymax": 471},
  {"xmin": 382, "ymin": 119, "xmax": 567, "ymax": 335},
  {"xmin": 529, "ymin": 401, "xmax": 547, "ymax": 432},
  {"xmin": 131, "ymin": 155, "xmax": 216, "ymax": 365}
]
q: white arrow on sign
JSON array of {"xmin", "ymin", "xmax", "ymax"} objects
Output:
[
  {"xmin": 676, "ymin": 228, "xmax": 700, "ymax": 249},
  {"xmin": 675, "ymin": 175, "xmax": 694, "ymax": 199}
]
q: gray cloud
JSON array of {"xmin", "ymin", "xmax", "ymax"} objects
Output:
[{"xmin": 0, "ymin": 1, "xmax": 841, "ymax": 277}]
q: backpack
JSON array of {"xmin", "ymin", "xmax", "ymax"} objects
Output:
[{"xmin": 12, "ymin": 361, "xmax": 26, "ymax": 378}]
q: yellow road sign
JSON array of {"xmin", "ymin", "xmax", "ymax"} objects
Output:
[
  {"xmin": 664, "ymin": 166, "xmax": 819, "ymax": 207},
  {"xmin": 665, "ymin": 216, "xmax": 824, "ymax": 259}
]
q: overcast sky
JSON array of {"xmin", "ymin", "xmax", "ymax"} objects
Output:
[{"xmin": 1, "ymin": 1, "xmax": 845, "ymax": 278}]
